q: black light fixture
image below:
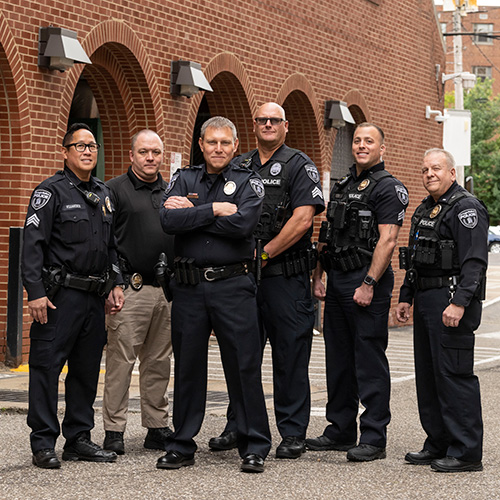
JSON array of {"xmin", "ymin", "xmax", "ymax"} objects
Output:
[
  {"xmin": 38, "ymin": 26, "xmax": 91, "ymax": 72},
  {"xmin": 324, "ymin": 100, "xmax": 355, "ymax": 129},
  {"xmin": 170, "ymin": 60, "xmax": 213, "ymax": 98}
]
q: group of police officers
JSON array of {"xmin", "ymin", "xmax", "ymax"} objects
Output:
[{"xmin": 21, "ymin": 102, "xmax": 488, "ymax": 474}]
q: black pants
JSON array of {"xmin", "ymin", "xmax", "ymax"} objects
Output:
[
  {"xmin": 28, "ymin": 289, "xmax": 106, "ymax": 453},
  {"xmin": 413, "ymin": 289, "xmax": 483, "ymax": 461},
  {"xmin": 225, "ymin": 271, "xmax": 314, "ymax": 439},
  {"xmin": 322, "ymin": 267, "xmax": 392, "ymax": 448},
  {"xmin": 166, "ymin": 274, "xmax": 271, "ymax": 458}
]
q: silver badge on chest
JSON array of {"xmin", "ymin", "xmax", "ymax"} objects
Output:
[
  {"xmin": 270, "ymin": 163, "xmax": 282, "ymax": 176},
  {"xmin": 224, "ymin": 181, "xmax": 237, "ymax": 195}
]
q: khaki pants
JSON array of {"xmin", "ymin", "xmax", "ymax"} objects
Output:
[{"xmin": 103, "ymin": 286, "xmax": 172, "ymax": 431}]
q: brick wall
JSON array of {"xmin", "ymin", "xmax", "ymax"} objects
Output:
[{"xmin": 0, "ymin": 0, "xmax": 445, "ymax": 362}]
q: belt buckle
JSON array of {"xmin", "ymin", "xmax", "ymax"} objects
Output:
[
  {"xmin": 204, "ymin": 266, "xmax": 225, "ymax": 281},
  {"xmin": 203, "ymin": 267, "xmax": 216, "ymax": 282}
]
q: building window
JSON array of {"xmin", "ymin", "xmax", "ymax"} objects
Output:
[
  {"xmin": 472, "ymin": 66, "xmax": 492, "ymax": 81},
  {"xmin": 440, "ymin": 22, "xmax": 447, "ymax": 34},
  {"xmin": 473, "ymin": 24, "xmax": 493, "ymax": 44}
]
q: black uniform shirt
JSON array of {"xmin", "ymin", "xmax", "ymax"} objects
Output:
[
  {"xmin": 251, "ymin": 144, "xmax": 325, "ymax": 252},
  {"xmin": 399, "ymin": 181, "xmax": 488, "ymax": 307},
  {"xmin": 22, "ymin": 167, "xmax": 117, "ymax": 301},
  {"xmin": 107, "ymin": 167, "xmax": 174, "ymax": 282},
  {"xmin": 347, "ymin": 161, "xmax": 409, "ymax": 226},
  {"xmin": 160, "ymin": 163, "xmax": 265, "ymax": 266}
]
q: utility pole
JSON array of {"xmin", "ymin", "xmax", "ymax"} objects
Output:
[{"xmin": 453, "ymin": 7, "xmax": 464, "ymax": 111}]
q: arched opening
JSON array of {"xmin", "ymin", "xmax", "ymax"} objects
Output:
[
  {"xmin": 67, "ymin": 43, "xmax": 158, "ymax": 181},
  {"xmin": 330, "ymin": 105, "xmax": 366, "ymax": 185},
  {"xmin": 190, "ymin": 71, "xmax": 253, "ymax": 165}
]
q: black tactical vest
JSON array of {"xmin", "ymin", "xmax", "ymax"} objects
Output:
[
  {"xmin": 238, "ymin": 147, "xmax": 301, "ymax": 241},
  {"xmin": 319, "ymin": 169, "xmax": 392, "ymax": 271},
  {"xmin": 406, "ymin": 190, "xmax": 473, "ymax": 275}
]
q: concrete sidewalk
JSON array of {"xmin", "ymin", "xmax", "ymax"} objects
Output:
[{"xmin": 1, "ymin": 257, "xmax": 500, "ymax": 498}]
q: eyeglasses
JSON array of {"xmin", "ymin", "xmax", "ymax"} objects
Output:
[
  {"xmin": 64, "ymin": 142, "xmax": 101, "ymax": 153},
  {"xmin": 254, "ymin": 117, "xmax": 286, "ymax": 126},
  {"xmin": 136, "ymin": 149, "xmax": 163, "ymax": 157}
]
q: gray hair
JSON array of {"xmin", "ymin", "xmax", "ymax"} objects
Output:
[
  {"xmin": 424, "ymin": 148, "xmax": 455, "ymax": 170},
  {"xmin": 200, "ymin": 116, "xmax": 238, "ymax": 142}
]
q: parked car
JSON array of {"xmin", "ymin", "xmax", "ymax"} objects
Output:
[{"xmin": 488, "ymin": 229, "xmax": 500, "ymax": 253}]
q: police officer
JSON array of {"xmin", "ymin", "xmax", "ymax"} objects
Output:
[
  {"xmin": 22, "ymin": 123, "xmax": 123, "ymax": 469},
  {"xmin": 306, "ymin": 123, "xmax": 408, "ymax": 462},
  {"xmin": 210, "ymin": 102, "xmax": 325, "ymax": 459},
  {"xmin": 102, "ymin": 130, "xmax": 174, "ymax": 455},
  {"xmin": 396, "ymin": 148, "xmax": 487, "ymax": 473},
  {"xmin": 157, "ymin": 116, "xmax": 271, "ymax": 473}
]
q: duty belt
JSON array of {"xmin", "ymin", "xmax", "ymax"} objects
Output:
[
  {"xmin": 414, "ymin": 275, "xmax": 459, "ymax": 291},
  {"xmin": 174, "ymin": 258, "xmax": 250, "ymax": 285},
  {"xmin": 261, "ymin": 248, "xmax": 318, "ymax": 279},
  {"xmin": 63, "ymin": 273, "xmax": 107, "ymax": 293}
]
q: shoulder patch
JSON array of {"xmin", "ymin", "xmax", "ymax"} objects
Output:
[
  {"xmin": 249, "ymin": 178, "xmax": 265, "ymax": 198},
  {"xmin": 165, "ymin": 171, "xmax": 180, "ymax": 195},
  {"xmin": 305, "ymin": 164, "xmax": 320, "ymax": 184},
  {"xmin": 31, "ymin": 189, "xmax": 52, "ymax": 210},
  {"xmin": 395, "ymin": 185, "xmax": 409, "ymax": 206},
  {"xmin": 458, "ymin": 208, "xmax": 478, "ymax": 229}
]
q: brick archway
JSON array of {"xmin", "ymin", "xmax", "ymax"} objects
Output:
[
  {"xmin": 59, "ymin": 21, "xmax": 163, "ymax": 179},
  {"xmin": 0, "ymin": 13, "xmax": 33, "ymax": 362},
  {"xmin": 343, "ymin": 89, "xmax": 371, "ymax": 123},
  {"xmin": 277, "ymin": 74, "xmax": 324, "ymax": 173},
  {"xmin": 184, "ymin": 52, "xmax": 257, "ymax": 160}
]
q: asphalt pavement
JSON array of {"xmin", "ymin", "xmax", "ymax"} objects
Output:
[{"xmin": 1, "ymin": 256, "xmax": 500, "ymax": 499}]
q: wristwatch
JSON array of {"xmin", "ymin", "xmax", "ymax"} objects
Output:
[
  {"xmin": 261, "ymin": 251, "xmax": 270, "ymax": 261},
  {"xmin": 363, "ymin": 275, "xmax": 377, "ymax": 286}
]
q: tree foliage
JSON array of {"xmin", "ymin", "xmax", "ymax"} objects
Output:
[{"xmin": 447, "ymin": 79, "xmax": 500, "ymax": 224}]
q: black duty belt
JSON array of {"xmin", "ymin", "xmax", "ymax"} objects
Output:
[
  {"xmin": 174, "ymin": 258, "xmax": 250, "ymax": 285},
  {"xmin": 415, "ymin": 275, "xmax": 459, "ymax": 291},
  {"xmin": 125, "ymin": 272, "xmax": 159, "ymax": 291},
  {"xmin": 261, "ymin": 248, "xmax": 318, "ymax": 279},
  {"xmin": 62, "ymin": 273, "xmax": 107, "ymax": 293}
]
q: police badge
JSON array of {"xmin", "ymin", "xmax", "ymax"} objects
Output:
[
  {"xmin": 105, "ymin": 196, "xmax": 112, "ymax": 213},
  {"xmin": 358, "ymin": 179, "xmax": 370, "ymax": 191},
  {"xmin": 430, "ymin": 205, "xmax": 442, "ymax": 218},
  {"xmin": 458, "ymin": 208, "xmax": 478, "ymax": 229},
  {"xmin": 130, "ymin": 273, "xmax": 143, "ymax": 290},
  {"xmin": 395, "ymin": 185, "xmax": 409, "ymax": 206},
  {"xmin": 249, "ymin": 178, "xmax": 265, "ymax": 198},
  {"xmin": 31, "ymin": 189, "xmax": 52, "ymax": 210},
  {"xmin": 224, "ymin": 181, "xmax": 236, "ymax": 195},
  {"xmin": 305, "ymin": 164, "xmax": 320, "ymax": 184},
  {"xmin": 270, "ymin": 163, "xmax": 282, "ymax": 176}
]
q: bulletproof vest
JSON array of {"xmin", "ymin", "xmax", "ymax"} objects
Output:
[
  {"xmin": 238, "ymin": 147, "xmax": 301, "ymax": 241},
  {"xmin": 407, "ymin": 190, "xmax": 472, "ymax": 274},
  {"xmin": 324, "ymin": 169, "xmax": 392, "ymax": 252}
]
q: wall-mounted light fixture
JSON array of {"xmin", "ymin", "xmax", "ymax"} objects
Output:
[
  {"xmin": 38, "ymin": 26, "xmax": 91, "ymax": 73},
  {"xmin": 170, "ymin": 60, "xmax": 213, "ymax": 98},
  {"xmin": 324, "ymin": 100, "xmax": 355, "ymax": 129}
]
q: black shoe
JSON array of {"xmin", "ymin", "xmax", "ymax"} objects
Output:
[
  {"xmin": 347, "ymin": 443, "xmax": 386, "ymax": 462},
  {"xmin": 208, "ymin": 430, "xmax": 238, "ymax": 451},
  {"xmin": 241, "ymin": 453, "xmax": 264, "ymax": 473},
  {"xmin": 103, "ymin": 431, "xmax": 125, "ymax": 455},
  {"xmin": 431, "ymin": 456, "xmax": 483, "ymax": 472},
  {"xmin": 156, "ymin": 450, "xmax": 195, "ymax": 469},
  {"xmin": 305, "ymin": 435, "xmax": 356, "ymax": 451},
  {"xmin": 144, "ymin": 427, "xmax": 173, "ymax": 450},
  {"xmin": 405, "ymin": 449, "xmax": 444, "ymax": 465},
  {"xmin": 62, "ymin": 436, "xmax": 117, "ymax": 462},
  {"xmin": 32, "ymin": 449, "xmax": 61, "ymax": 469},
  {"xmin": 276, "ymin": 436, "xmax": 306, "ymax": 459}
]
